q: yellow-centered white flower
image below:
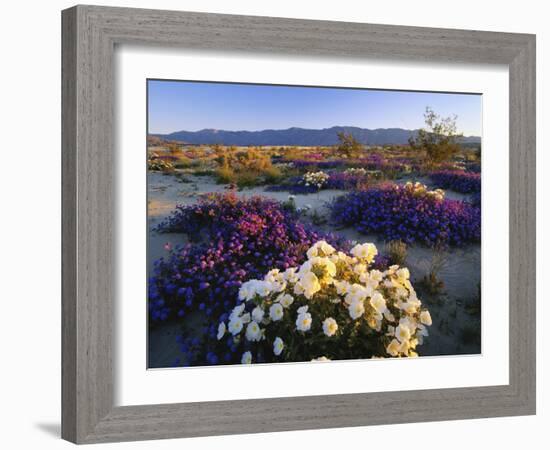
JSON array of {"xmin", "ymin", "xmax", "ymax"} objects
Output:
[
  {"xmin": 269, "ymin": 303, "xmax": 284, "ymax": 321},
  {"xmin": 245, "ymin": 321, "xmax": 262, "ymax": 342},
  {"xmin": 251, "ymin": 306, "xmax": 264, "ymax": 323},
  {"xmin": 277, "ymin": 293, "xmax": 294, "ymax": 308},
  {"xmin": 273, "ymin": 337, "xmax": 284, "ymax": 356},
  {"xmin": 348, "ymin": 299, "xmax": 365, "ymax": 320},
  {"xmin": 322, "ymin": 317, "xmax": 338, "ymax": 337},
  {"xmin": 296, "ymin": 312, "xmax": 312, "ymax": 332},
  {"xmin": 241, "ymin": 351, "xmax": 252, "ymax": 364}
]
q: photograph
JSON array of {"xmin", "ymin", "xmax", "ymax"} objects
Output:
[{"xmin": 146, "ymin": 80, "xmax": 482, "ymax": 368}]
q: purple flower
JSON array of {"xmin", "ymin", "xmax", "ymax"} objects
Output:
[
  {"xmin": 429, "ymin": 170, "xmax": 481, "ymax": 194},
  {"xmin": 330, "ymin": 184, "xmax": 480, "ymax": 247}
]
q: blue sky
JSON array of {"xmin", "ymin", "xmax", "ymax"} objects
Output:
[{"xmin": 148, "ymin": 80, "xmax": 482, "ymax": 136}]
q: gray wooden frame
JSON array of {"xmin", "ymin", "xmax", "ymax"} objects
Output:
[{"xmin": 62, "ymin": 4, "xmax": 536, "ymax": 444}]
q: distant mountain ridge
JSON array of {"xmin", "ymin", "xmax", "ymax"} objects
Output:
[{"xmin": 153, "ymin": 126, "xmax": 481, "ymax": 146}]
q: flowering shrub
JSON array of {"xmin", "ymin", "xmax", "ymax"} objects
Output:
[
  {"xmin": 429, "ymin": 170, "xmax": 481, "ymax": 193},
  {"xmin": 149, "ymin": 193, "xmax": 346, "ymax": 322},
  {"xmin": 325, "ymin": 171, "xmax": 373, "ymax": 190},
  {"xmin": 288, "ymin": 155, "xmax": 418, "ymax": 174},
  {"xmin": 344, "ymin": 167, "xmax": 367, "ymax": 176},
  {"xmin": 302, "ymin": 171, "xmax": 330, "ymax": 189},
  {"xmin": 330, "ymin": 182, "xmax": 480, "ymax": 247},
  {"xmin": 290, "ymin": 160, "xmax": 344, "ymax": 170},
  {"xmin": 193, "ymin": 241, "xmax": 431, "ymax": 365},
  {"xmin": 268, "ymin": 169, "xmax": 380, "ymax": 194},
  {"xmin": 148, "ymin": 153, "xmax": 174, "ymax": 171}
]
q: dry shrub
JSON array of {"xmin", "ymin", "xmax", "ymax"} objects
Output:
[{"xmin": 386, "ymin": 240, "xmax": 408, "ymax": 265}]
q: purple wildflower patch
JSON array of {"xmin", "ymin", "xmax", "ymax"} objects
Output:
[
  {"xmin": 429, "ymin": 170, "xmax": 481, "ymax": 194},
  {"xmin": 330, "ymin": 184, "xmax": 481, "ymax": 247},
  {"xmin": 149, "ymin": 192, "xmax": 347, "ymax": 323}
]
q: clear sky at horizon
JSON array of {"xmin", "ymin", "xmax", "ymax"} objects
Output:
[{"xmin": 148, "ymin": 79, "xmax": 482, "ymax": 136}]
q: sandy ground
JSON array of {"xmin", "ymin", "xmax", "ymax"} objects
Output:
[{"xmin": 148, "ymin": 171, "xmax": 481, "ymax": 367}]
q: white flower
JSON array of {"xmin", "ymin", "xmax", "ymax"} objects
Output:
[
  {"xmin": 229, "ymin": 303, "xmax": 246, "ymax": 320},
  {"xmin": 311, "ymin": 356, "xmax": 331, "ymax": 362},
  {"xmin": 216, "ymin": 322, "xmax": 226, "ymax": 340},
  {"xmin": 245, "ymin": 321, "xmax": 262, "ymax": 342},
  {"xmin": 395, "ymin": 324, "xmax": 411, "ymax": 343},
  {"xmin": 322, "ymin": 317, "xmax": 338, "ymax": 337},
  {"xmin": 296, "ymin": 312, "xmax": 312, "ymax": 332},
  {"xmin": 418, "ymin": 324, "xmax": 430, "ymax": 337},
  {"xmin": 348, "ymin": 299, "xmax": 365, "ymax": 320},
  {"xmin": 307, "ymin": 240, "xmax": 336, "ymax": 258},
  {"xmin": 386, "ymin": 338, "xmax": 401, "ymax": 356},
  {"xmin": 234, "ymin": 240, "xmax": 430, "ymax": 360},
  {"xmin": 269, "ymin": 303, "xmax": 284, "ymax": 321},
  {"xmin": 420, "ymin": 310, "xmax": 432, "ymax": 326},
  {"xmin": 252, "ymin": 306, "xmax": 265, "ymax": 323},
  {"xmin": 241, "ymin": 313, "xmax": 251, "ymax": 324},
  {"xmin": 256, "ymin": 281, "xmax": 274, "ymax": 297},
  {"xmin": 354, "ymin": 263, "xmax": 367, "ymax": 275},
  {"xmin": 369, "ymin": 292, "xmax": 387, "ymax": 314},
  {"xmin": 345, "ymin": 283, "xmax": 368, "ymax": 305},
  {"xmin": 238, "ymin": 281, "xmax": 254, "ymax": 302},
  {"xmin": 264, "ymin": 269, "xmax": 281, "ymax": 283},
  {"xmin": 334, "ymin": 280, "xmax": 350, "ymax": 295},
  {"xmin": 369, "ymin": 269, "xmax": 384, "ymax": 283},
  {"xmin": 307, "ymin": 256, "xmax": 337, "ymax": 278},
  {"xmin": 283, "ymin": 268, "xmax": 299, "ymax": 283},
  {"xmin": 241, "ymin": 351, "xmax": 252, "ymax": 364},
  {"xmin": 319, "ymin": 241, "xmax": 336, "ymax": 256},
  {"xmin": 277, "ymin": 293, "xmax": 294, "ymax": 308},
  {"xmin": 396, "ymin": 267, "xmax": 410, "ymax": 282},
  {"xmin": 273, "ymin": 337, "xmax": 284, "ymax": 356},
  {"xmin": 300, "ymin": 271, "xmax": 321, "ymax": 299},
  {"xmin": 350, "ymin": 243, "xmax": 378, "ymax": 263},
  {"xmin": 295, "ymin": 280, "xmax": 309, "ymax": 296},
  {"xmin": 228, "ymin": 316, "xmax": 244, "ymax": 335}
]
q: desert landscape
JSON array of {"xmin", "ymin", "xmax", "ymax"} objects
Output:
[
  {"xmin": 146, "ymin": 81, "xmax": 481, "ymax": 368},
  {"xmin": 147, "ymin": 126, "xmax": 481, "ymax": 367}
]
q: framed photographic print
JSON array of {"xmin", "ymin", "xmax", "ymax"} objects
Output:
[{"xmin": 62, "ymin": 5, "xmax": 536, "ymax": 444}]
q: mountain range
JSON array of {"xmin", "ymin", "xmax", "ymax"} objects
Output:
[{"xmin": 152, "ymin": 126, "xmax": 481, "ymax": 146}]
